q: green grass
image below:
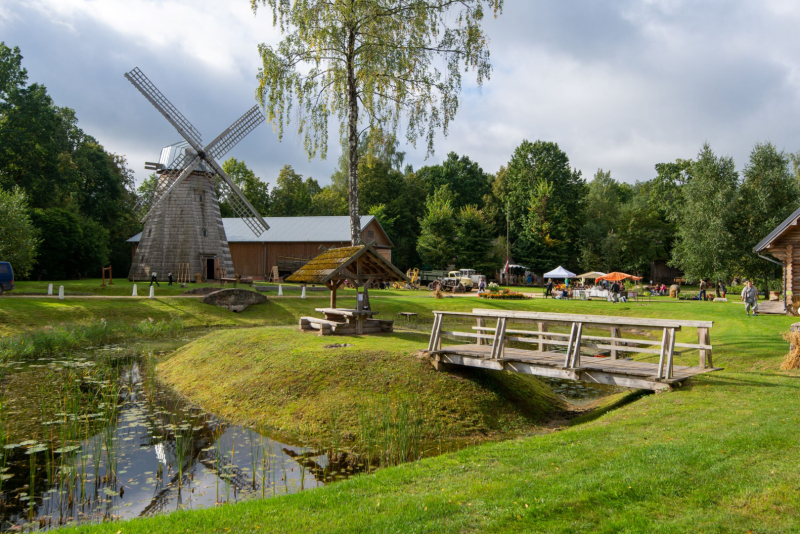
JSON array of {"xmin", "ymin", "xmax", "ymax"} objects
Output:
[
  {"xmin": 6, "ymin": 293, "xmax": 797, "ymax": 532},
  {"xmin": 157, "ymin": 327, "xmax": 562, "ymax": 442}
]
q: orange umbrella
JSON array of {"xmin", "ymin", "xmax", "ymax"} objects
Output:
[{"xmin": 596, "ymin": 272, "xmax": 640, "ymax": 282}]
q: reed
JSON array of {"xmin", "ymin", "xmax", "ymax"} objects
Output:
[{"xmin": 0, "ymin": 319, "xmax": 186, "ymax": 361}]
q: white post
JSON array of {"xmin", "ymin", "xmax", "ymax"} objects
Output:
[
  {"xmin": 278, "ymin": 284, "xmax": 283, "ymax": 296},
  {"xmin": 47, "ymin": 283, "xmax": 53, "ymax": 296},
  {"xmin": 301, "ymin": 286, "xmax": 306, "ymax": 299},
  {"xmin": 132, "ymin": 284, "xmax": 138, "ymax": 297},
  {"xmin": 149, "ymin": 286, "xmax": 155, "ymax": 299},
  {"xmin": 58, "ymin": 286, "xmax": 64, "ymax": 300}
]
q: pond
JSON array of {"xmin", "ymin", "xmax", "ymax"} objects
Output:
[
  {"xmin": 0, "ymin": 338, "xmax": 625, "ymax": 532},
  {"xmin": 0, "ymin": 349, "xmax": 363, "ymax": 532}
]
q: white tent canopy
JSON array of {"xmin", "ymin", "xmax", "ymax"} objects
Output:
[
  {"xmin": 577, "ymin": 271, "xmax": 606, "ymax": 280},
  {"xmin": 543, "ymin": 266, "xmax": 577, "ymax": 279}
]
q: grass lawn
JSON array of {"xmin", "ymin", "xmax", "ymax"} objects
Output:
[
  {"xmin": 1, "ymin": 290, "xmax": 796, "ymax": 531},
  {"xmin": 158, "ymin": 327, "xmax": 562, "ymax": 441},
  {"xmin": 51, "ymin": 296, "xmax": 799, "ymax": 533}
]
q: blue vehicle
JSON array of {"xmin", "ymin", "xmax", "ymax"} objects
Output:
[{"xmin": 0, "ymin": 262, "xmax": 13, "ymax": 295}]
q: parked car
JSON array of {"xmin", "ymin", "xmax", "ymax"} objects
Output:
[{"xmin": 0, "ymin": 262, "xmax": 13, "ymax": 295}]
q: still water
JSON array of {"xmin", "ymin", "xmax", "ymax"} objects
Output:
[{"xmin": 0, "ymin": 352, "xmax": 357, "ymax": 532}]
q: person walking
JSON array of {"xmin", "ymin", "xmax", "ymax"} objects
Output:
[
  {"xmin": 699, "ymin": 279, "xmax": 708, "ymax": 301},
  {"xmin": 478, "ymin": 278, "xmax": 486, "ymax": 292},
  {"xmin": 545, "ymin": 278, "xmax": 554, "ymax": 298},
  {"xmin": 610, "ymin": 281, "xmax": 620, "ymax": 303},
  {"xmin": 741, "ymin": 280, "xmax": 758, "ymax": 316},
  {"xmin": 168, "ymin": 271, "xmax": 174, "ymax": 286},
  {"xmin": 719, "ymin": 281, "xmax": 727, "ymax": 298},
  {"xmin": 150, "ymin": 271, "xmax": 160, "ymax": 287}
]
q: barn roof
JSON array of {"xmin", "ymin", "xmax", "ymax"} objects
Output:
[
  {"xmin": 754, "ymin": 206, "xmax": 800, "ymax": 252},
  {"xmin": 127, "ymin": 215, "xmax": 392, "ymax": 246},
  {"xmin": 286, "ymin": 244, "xmax": 407, "ymax": 284}
]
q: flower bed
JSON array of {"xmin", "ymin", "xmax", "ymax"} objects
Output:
[{"xmin": 479, "ymin": 289, "xmax": 531, "ymax": 300}]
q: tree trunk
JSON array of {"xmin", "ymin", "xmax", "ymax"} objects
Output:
[{"xmin": 346, "ymin": 28, "xmax": 361, "ymax": 245}]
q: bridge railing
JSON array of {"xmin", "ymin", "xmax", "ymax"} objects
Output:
[{"xmin": 427, "ymin": 309, "xmax": 714, "ymax": 380}]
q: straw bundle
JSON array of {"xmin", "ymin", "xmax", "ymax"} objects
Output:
[{"xmin": 781, "ymin": 329, "xmax": 800, "ymax": 370}]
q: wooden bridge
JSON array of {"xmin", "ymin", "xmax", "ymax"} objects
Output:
[{"xmin": 425, "ymin": 308, "xmax": 720, "ymax": 391}]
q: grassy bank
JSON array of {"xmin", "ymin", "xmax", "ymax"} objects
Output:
[
  {"xmin": 64, "ymin": 311, "xmax": 800, "ymax": 532},
  {"xmin": 157, "ymin": 327, "xmax": 563, "ymax": 442}
]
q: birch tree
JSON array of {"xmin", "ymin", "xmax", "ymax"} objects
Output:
[{"xmin": 251, "ymin": 0, "xmax": 503, "ymax": 244}]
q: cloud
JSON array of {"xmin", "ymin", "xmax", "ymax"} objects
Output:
[{"xmin": 3, "ymin": 0, "xmax": 800, "ymax": 188}]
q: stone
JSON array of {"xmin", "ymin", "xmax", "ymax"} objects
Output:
[
  {"xmin": 713, "ymin": 297, "xmax": 728, "ymax": 302},
  {"xmin": 202, "ymin": 289, "xmax": 268, "ymax": 312}
]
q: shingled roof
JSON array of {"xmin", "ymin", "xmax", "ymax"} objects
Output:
[{"xmin": 286, "ymin": 244, "xmax": 407, "ymax": 285}]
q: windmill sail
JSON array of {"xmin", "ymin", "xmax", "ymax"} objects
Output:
[{"xmin": 207, "ymin": 158, "xmax": 269, "ymax": 236}]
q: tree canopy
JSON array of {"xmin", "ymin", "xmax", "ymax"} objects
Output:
[{"xmin": 252, "ymin": 0, "xmax": 503, "ymax": 244}]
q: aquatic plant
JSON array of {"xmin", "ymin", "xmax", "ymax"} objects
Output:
[{"xmin": 0, "ymin": 319, "xmax": 186, "ymax": 361}]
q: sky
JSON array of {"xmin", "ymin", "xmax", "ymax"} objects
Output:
[{"xmin": 2, "ymin": 0, "xmax": 800, "ymax": 189}]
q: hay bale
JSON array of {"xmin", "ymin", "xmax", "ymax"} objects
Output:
[{"xmin": 781, "ymin": 323, "xmax": 800, "ymax": 370}]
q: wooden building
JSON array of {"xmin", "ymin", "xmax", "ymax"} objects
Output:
[
  {"xmin": 649, "ymin": 260, "xmax": 684, "ymax": 285},
  {"xmin": 753, "ymin": 207, "xmax": 800, "ymax": 313},
  {"xmin": 128, "ymin": 215, "xmax": 393, "ymax": 279}
]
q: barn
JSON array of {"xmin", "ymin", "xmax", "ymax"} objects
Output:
[{"xmin": 128, "ymin": 215, "xmax": 393, "ymax": 280}]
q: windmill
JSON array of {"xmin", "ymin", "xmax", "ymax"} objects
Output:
[{"xmin": 125, "ymin": 67, "xmax": 269, "ymax": 282}]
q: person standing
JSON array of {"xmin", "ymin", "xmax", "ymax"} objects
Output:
[
  {"xmin": 741, "ymin": 280, "xmax": 758, "ymax": 316},
  {"xmin": 150, "ymin": 271, "xmax": 160, "ymax": 287},
  {"xmin": 545, "ymin": 278, "xmax": 554, "ymax": 298},
  {"xmin": 699, "ymin": 279, "xmax": 707, "ymax": 301},
  {"xmin": 610, "ymin": 281, "xmax": 620, "ymax": 303},
  {"xmin": 719, "ymin": 281, "xmax": 727, "ymax": 298},
  {"xmin": 168, "ymin": 271, "xmax": 174, "ymax": 286}
]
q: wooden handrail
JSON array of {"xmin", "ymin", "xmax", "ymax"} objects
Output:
[{"xmin": 429, "ymin": 309, "xmax": 714, "ymax": 375}]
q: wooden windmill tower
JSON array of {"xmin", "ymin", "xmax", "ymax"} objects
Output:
[{"xmin": 125, "ymin": 67, "xmax": 269, "ymax": 282}]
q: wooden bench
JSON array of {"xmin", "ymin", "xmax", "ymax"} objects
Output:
[{"xmin": 423, "ymin": 308, "xmax": 718, "ymax": 391}]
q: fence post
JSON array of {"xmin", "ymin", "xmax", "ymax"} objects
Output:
[{"xmin": 476, "ymin": 317, "xmax": 485, "ymax": 346}]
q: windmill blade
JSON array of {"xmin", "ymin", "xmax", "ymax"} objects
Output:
[
  {"xmin": 124, "ymin": 67, "xmax": 204, "ymax": 151},
  {"xmin": 207, "ymin": 158, "xmax": 269, "ymax": 236},
  {"xmin": 141, "ymin": 156, "xmax": 203, "ymax": 222},
  {"xmin": 205, "ymin": 106, "xmax": 266, "ymax": 160}
]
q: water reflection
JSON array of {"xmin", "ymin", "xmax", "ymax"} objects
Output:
[{"xmin": 0, "ymin": 356, "xmax": 354, "ymax": 532}]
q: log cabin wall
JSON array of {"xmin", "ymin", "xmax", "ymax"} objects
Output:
[{"xmin": 770, "ymin": 230, "xmax": 800, "ymax": 294}]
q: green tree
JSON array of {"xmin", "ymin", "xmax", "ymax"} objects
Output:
[
  {"xmin": 456, "ymin": 205, "xmax": 495, "ymax": 273},
  {"xmin": 30, "ymin": 208, "xmax": 109, "ymax": 279},
  {"xmin": 221, "ymin": 157, "xmax": 271, "ymax": 217},
  {"xmin": 0, "ymin": 42, "xmax": 27, "ymax": 103},
  {"xmin": 416, "ymin": 152, "xmax": 492, "ymax": 210},
  {"xmin": 417, "ymin": 185, "xmax": 457, "ymax": 269},
  {"xmin": 253, "ymin": 0, "xmax": 503, "ymax": 244},
  {"xmin": 0, "ymin": 187, "xmax": 40, "ymax": 277},
  {"xmin": 269, "ymin": 165, "xmax": 320, "ymax": 216},
  {"xmin": 735, "ymin": 142, "xmax": 800, "ymax": 285},
  {"xmin": 670, "ymin": 143, "xmax": 739, "ymax": 282},
  {"xmin": 504, "ymin": 140, "xmax": 585, "ymax": 272}
]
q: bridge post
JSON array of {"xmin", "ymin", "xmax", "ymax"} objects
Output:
[
  {"xmin": 538, "ymin": 321, "xmax": 548, "ymax": 352},
  {"xmin": 698, "ymin": 327, "xmax": 712, "ymax": 368},
  {"xmin": 610, "ymin": 327, "xmax": 621, "ymax": 359},
  {"xmin": 665, "ymin": 327, "xmax": 676, "ymax": 379},
  {"xmin": 657, "ymin": 328, "xmax": 669, "ymax": 379},
  {"xmin": 476, "ymin": 317, "xmax": 485, "ymax": 346},
  {"xmin": 427, "ymin": 313, "xmax": 443, "ymax": 352}
]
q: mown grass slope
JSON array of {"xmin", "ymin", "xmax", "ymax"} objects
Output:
[
  {"xmin": 157, "ymin": 327, "xmax": 563, "ymax": 440},
  {"xmin": 57, "ymin": 296, "xmax": 800, "ymax": 533}
]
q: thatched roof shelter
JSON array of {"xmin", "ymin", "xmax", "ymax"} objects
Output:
[{"xmin": 287, "ymin": 244, "xmax": 407, "ymax": 308}]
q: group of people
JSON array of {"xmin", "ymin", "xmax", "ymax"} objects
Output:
[{"xmin": 543, "ymin": 278, "xmax": 627, "ymax": 301}]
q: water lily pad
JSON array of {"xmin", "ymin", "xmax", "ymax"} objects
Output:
[{"xmin": 102, "ymin": 487, "xmax": 119, "ymax": 496}]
